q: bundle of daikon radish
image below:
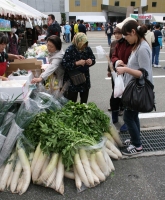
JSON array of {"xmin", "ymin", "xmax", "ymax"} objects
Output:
[{"xmin": 0, "ymin": 101, "xmax": 124, "ymax": 195}]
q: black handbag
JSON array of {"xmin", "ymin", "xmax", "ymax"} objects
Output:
[
  {"xmin": 68, "ymin": 68, "xmax": 86, "ymax": 86},
  {"xmin": 122, "ymin": 68, "xmax": 156, "ymax": 113}
]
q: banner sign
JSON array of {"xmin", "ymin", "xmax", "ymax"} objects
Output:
[
  {"xmin": 0, "ymin": 19, "xmax": 11, "ymax": 32},
  {"xmin": 130, "ymin": 14, "xmax": 152, "ymax": 20}
]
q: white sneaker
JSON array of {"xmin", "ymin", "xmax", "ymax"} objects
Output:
[{"xmin": 153, "ymin": 64, "xmax": 161, "ymax": 68}]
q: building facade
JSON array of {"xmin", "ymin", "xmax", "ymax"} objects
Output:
[{"xmin": 20, "ymin": 0, "xmax": 165, "ymax": 24}]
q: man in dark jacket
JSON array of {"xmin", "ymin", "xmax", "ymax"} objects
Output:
[
  {"xmin": 45, "ymin": 14, "xmax": 61, "ymax": 40},
  {"xmin": 78, "ymin": 20, "xmax": 86, "ymax": 34}
]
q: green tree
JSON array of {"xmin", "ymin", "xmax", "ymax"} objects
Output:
[{"xmin": 61, "ymin": 13, "xmax": 66, "ymax": 24}]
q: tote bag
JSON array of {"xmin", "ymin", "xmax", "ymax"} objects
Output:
[{"xmin": 122, "ymin": 68, "xmax": 156, "ymax": 113}]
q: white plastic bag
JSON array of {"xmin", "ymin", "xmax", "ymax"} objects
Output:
[
  {"xmin": 114, "ymin": 75, "xmax": 125, "ymax": 98},
  {"xmin": 95, "ymin": 45, "xmax": 107, "ymax": 59}
]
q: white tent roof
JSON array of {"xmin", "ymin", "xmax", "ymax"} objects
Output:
[
  {"xmin": 152, "ymin": 16, "xmax": 165, "ymax": 23},
  {"xmin": 0, "ymin": 0, "xmax": 47, "ymax": 19},
  {"xmin": 76, "ymin": 16, "xmax": 106, "ymax": 23}
]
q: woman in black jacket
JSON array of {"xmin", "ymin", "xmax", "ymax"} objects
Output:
[{"xmin": 62, "ymin": 33, "xmax": 95, "ymax": 103}]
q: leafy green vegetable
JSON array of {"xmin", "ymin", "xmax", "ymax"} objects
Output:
[{"xmin": 23, "ymin": 101, "xmax": 110, "ymax": 170}]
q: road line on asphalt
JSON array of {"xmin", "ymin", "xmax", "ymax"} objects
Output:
[
  {"xmin": 96, "ymin": 60, "xmax": 165, "ymax": 63},
  {"xmin": 105, "ymin": 76, "xmax": 165, "ymax": 80},
  {"xmin": 139, "ymin": 112, "xmax": 165, "ymax": 119}
]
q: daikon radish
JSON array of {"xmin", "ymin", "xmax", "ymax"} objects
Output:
[
  {"xmin": 6, "ymin": 170, "xmax": 14, "ymax": 190},
  {"xmin": 104, "ymin": 132, "xmax": 117, "ymax": 146},
  {"xmin": 46, "ymin": 168, "xmax": 57, "ymax": 187},
  {"xmin": 41, "ymin": 156, "xmax": 50, "ymax": 175},
  {"xmin": 109, "ymin": 125, "xmax": 123, "ymax": 147},
  {"xmin": 28, "ymin": 152, "xmax": 34, "ymax": 165},
  {"xmin": 32, "ymin": 151, "xmax": 47, "ymax": 182},
  {"xmin": 95, "ymin": 151, "xmax": 109, "ymax": 176},
  {"xmin": 90, "ymin": 153, "xmax": 105, "ymax": 182},
  {"xmin": 58, "ymin": 180, "xmax": 64, "ymax": 195},
  {"xmin": 105, "ymin": 147, "xmax": 118, "ymax": 160},
  {"xmin": 55, "ymin": 155, "xmax": 64, "ymax": 191},
  {"xmin": 10, "ymin": 158, "xmax": 22, "ymax": 193},
  {"xmin": 16, "ymin": 173, "xmax": 23, "ymax": 193},
  {"xmin": 64, "ymin": 171, "xmax": 75, "ymax": 180},
  {"xmin": 73, "ymin": 165, "xmax": 82, "ymax": 190},
  {"xmin": 17, "ymin": 142, "xmax": 31, "ymax": 195},
  {"xmin": 74, "ymin": 153, "xmax": 90, "ymax": 187},
  {"xmin": 104, "ymin": 151, "xmax": 115, "ymax": 171},
  {"xmin": 91, "ymin": 170, "xmax": 100, "ymax": 184},
  {"xmin": 37, "ymin": 153, "xmax": 59, "ymax": 185},
  {"xmin": 106, "ymin": 140, "xmax": 122, "ymax": 158},
  {"xmin": 79, "ymin": 149, "xmax": 94, "ymax": 186},
  {"xmin": 31, "ymin": 142, "xmax": 41, "ymax": 172},
  {"xmin": 0, "ymin": 151, "xmax": 16, "ymax": 191}
]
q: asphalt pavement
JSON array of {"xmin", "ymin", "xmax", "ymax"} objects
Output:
[{"xmin": 0, "ymin": 31, "xmax": 165, "ymax": 200}]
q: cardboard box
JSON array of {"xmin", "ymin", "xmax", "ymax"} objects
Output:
[
  {"xmin": 8, "ymin": 71, "xmax": 34, "ymax": 84},
  {"xmin": 0, "ymin": 80, "xmax": 29, "ymax": 100},
  {"xmin": 6, "ymin": 58, "xmax": 42, "ymax": 77}
]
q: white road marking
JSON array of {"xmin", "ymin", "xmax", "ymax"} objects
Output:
[
  {"xmin": 105, "ymin": 76, "xmax": 165, "ymax": 80},
  {"xmin": 139, "ymin": 112, "xmax": 165, "ymax": 119},
  {"xmin": 96, "ymin": 60, "xmax": 165, "ymax": 63}
]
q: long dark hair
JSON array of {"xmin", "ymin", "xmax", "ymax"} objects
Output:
[{"xmin": 122, "ymin": 20, "xmax": 147, "ymax": 51}]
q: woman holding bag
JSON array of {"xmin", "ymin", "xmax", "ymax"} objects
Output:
[
  {"xmin": 116, "ymin": 20, "xmax": 153, "ymax": 156},
  {"xmin": 62, "ymin": 33, "xmax": 95, "ymax": 103}
]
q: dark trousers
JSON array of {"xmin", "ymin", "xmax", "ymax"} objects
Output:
[
  {"xmin": 66, "ymin": 90, "xmax": 89, "ymax": 104},
  {"xmin": 123, "ymin": 109, "xmax": 141, "ymax": 147}
]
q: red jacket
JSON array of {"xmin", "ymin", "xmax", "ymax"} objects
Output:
[{"xmin": 111, "ymin": 38, "xmax": 133, "ymax": 68}]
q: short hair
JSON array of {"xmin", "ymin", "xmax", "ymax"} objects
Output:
[
  {"xmin": 0, "ymin": 32, "xmax": 8, "ymax": 44},
  {"xmin": 11, "ymin": 21, "xmax": 17, "ymax": 28},
  {"xmin": 80, "ymin": 20, "xmax": 84, "ymax": 24},
  {"xmin": 48, "ymin": 14, "xmax": 55, "ymax": 21},
  {"xmin": 47, "ymin": 35, "xmax": 62, "ymax": 50},
  {"xmin": 155, "ymin": 23, "xmax": 160, "ymax": 29},
  {"xmin": 146, "ymin": 24, "xmax": 151, "ymax": 30},
  {"xmin": 43, "ymin": 24, "xmax": 48, "ymax": 29},
  {"xmin": 77, "ymin": 19, "xmax": 80, "ymax": 22}
]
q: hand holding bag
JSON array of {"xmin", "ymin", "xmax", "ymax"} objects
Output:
[
  {"xmin": 68, "ymin": 68, "xmax": 86, "ymax": 86},
  {"xmin": 114, "ymin": 75, "xmax": 125, "ymax": 98},
  {"xmin": 122, "ymin": 68, "xmax": 156, "ymax": 113}
]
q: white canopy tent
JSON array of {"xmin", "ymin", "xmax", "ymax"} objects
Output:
[
  {"xmin": 0, "ymin": 0, "xmax": 47, "ymax": 19},
  {"xmin": 152, "ymin": 16, "xmax": 165, "ymax": 23},
  {"xmin": 76, "ymin": 16, "xmax": 106, "ymax": 23}
]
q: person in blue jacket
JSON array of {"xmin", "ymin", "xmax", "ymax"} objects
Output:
[{"xmin": 152, "ymin": 23, "xmax": 162, "ymax": 68}]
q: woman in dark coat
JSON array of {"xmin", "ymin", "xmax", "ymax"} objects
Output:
[{"xmin": 62, "ymin": 33, "xmax": 95, "ymax": 103}]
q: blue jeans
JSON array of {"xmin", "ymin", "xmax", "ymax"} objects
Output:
[
  {"xmin": 152, "ymin": 46, "xmax": 160, "ymax": 65},
  {"xmin": 123, "ymin": 109, "xmax": 141, "ymax": 147},
  {"xmin": 107, "ymin": 34, "xmax": 111, "ymax": 45},
  {"xmin": 65, "ymin": 33, "xmax": 70, "ymax": 43}
]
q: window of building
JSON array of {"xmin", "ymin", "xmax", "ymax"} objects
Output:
[
  {"xmin": 114, "ymin": 1, "xmax": 119, "ymax": 6},
  {"xmin": 75, "ymin": 0, "xmax": 80, "ymax": 6},
  {"xmin": 92, "ymin": 0, "xmax": 97, "ymax": 6},
  {"xmin": 131, "ymin": 1, "xmax": 135, "ymax": 6},
  {"xmin": 152, "ymin": 2, "xmax": 157, "ymax": 7}
]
